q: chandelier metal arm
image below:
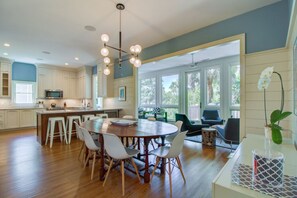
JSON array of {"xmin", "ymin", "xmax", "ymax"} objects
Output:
[{"xmin": 104, "ymin": 44, "xmax": 128, "ymax": 54}]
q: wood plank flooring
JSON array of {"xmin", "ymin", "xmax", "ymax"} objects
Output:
[{"xmin": 0, "ymin": 129, "xmax": 229, "ymax": 198}]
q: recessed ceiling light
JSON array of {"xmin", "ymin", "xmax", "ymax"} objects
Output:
[
  {"xmin": 4, "ymin": 43, "xmax": 10, "ymax": 47},
  {"xmin": 65, "ymin": 63, "xmax": 69, "ymax": 66},
  {"xmin": 84, "ymin": 25, "xmax": 96, "ymax": 32},
  {"xmin": 74, "ymin": 57, "xmax": 79, "ymax": 61},
  {"xmin": 3, "ymin": 52, "xmax": 8, "ymax": 56},
  {"xmin": 42, "ymin": 51, "xmax": 51, "ymax": 54},
  {"xmin": 37, "ymin": 58, "xmax": 43, "ymax": 61}
]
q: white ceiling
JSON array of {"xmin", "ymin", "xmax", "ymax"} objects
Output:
[
  {"xmin": 139, "ymin": 40, "xmax": 240, "ymax": 74},
  {"xmin": 0, "ymin": 0, "xmax": 279, "ymax": 68}
]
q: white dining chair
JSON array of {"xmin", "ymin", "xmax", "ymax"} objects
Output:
[
  {"xmin": 150, "ymin": 131, "xmax": 187, "ymax": 195},
  {"xmin": 81, "ymin": 127, "xmax": 100, "ymax": 180},
  {"xmin": 154, "ymin": 121, "xmax": 183, "ymax": 145},
  {"xmin": 74, "ymin": 121, "xmax": 85, "ymax": 162},
  {"xmin": 102, "ymin": 133, "xmax": 141, "ymax": 196}
]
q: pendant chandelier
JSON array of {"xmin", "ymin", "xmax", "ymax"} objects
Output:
[{"xmin": 100, "ymin": 3, "xmax": 142, "ymax": 75}]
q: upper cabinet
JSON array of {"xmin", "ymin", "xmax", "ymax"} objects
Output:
[
  {"xmin": 77, "ymin": 66, "xmax": 92, "ymax": 99},
  {"xmin": 37, "ymin": 65, "xmax": 78, "ymax": 99},
  {"xmin": 97, "ymin": 64, "xmax": 114, "ymax": 97},
  {"xmin": 0, "ymin": 58, "xmax": 12, "ymax": 98}
]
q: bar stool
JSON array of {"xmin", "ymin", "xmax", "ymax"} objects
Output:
[
  {"xmin": 96, "ymin": 113, "xmax": 108, "ymax": 118},
  {"xmin": 66, "ymin": 115, "xmax": 82, "ymax": 144},
  {"xmin": 82, "ymin": 114, "xmax": 95, "ymax": 122},
  {"xmin": 45, "ymin": 117, "xmax": 68, "ymax": 148}
]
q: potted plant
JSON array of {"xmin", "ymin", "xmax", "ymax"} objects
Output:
[{"xmin": 257, "ymin": 67, "xmax": 292, "ymax": 144}]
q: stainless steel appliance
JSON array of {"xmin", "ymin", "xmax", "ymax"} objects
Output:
[{"xmin": 45, "ymin": 89, "xmax": 63, "ymax": 99}]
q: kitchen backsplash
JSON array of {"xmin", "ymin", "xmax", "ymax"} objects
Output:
[{"xmin": 0, "ymin": 98, "xmax": 92, "ymax": 108}]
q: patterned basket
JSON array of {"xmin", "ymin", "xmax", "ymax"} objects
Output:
[{"xmin": 252, "ymin": 149, "xmax": 284, "ymax": 187}]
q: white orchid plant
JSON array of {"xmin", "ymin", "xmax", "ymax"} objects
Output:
[{"xmin": 258, "ymin": 67, "xmax": 292, "ymax": 144}]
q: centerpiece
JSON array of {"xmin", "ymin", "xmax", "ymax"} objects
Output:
[{"xmin": 253, "ymin": 66, "xmax": 292, "ymax": 187}]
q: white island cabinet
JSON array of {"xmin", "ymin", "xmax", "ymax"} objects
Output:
[{"xmin": 212, "ymin": 134, "xmax": 297, "ymax": 198}]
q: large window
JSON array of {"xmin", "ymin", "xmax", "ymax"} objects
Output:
[
  {"xmin": 161, "ymin": 74, "xmax": 179, "ymax": 105},
  {"xmin": 186, "ymin": 71, "xmax": 201, "ymax": 120},
  {"xmin": 12, "ymin": 81, "xmax": 36, "ymax": 104},
  {"xmin": 139, "ymin": 77, "xmax": 156, "ymax": 106},
  {"xmin": 206, "ymin": 67, "xmax": 220, "ymax": 106},
  {"xmin": 231, "ymin": 65, "xmax": 240, "ymax": 106}
]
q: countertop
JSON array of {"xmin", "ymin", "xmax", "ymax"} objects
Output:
[
  {"xmin": 0, "ymin": 106, "xmax": 45, "ymax": 110},
  {"xmin": 36, "ymin": 108, "xmax": 121, "ymax": 114}
]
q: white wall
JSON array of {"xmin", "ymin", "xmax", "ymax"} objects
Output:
[{"xmin": 245, "ymin": 48, "xmax": 292, "ymax": 136}]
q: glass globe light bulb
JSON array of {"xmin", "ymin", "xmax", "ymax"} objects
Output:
[
  {"xmin": 129, "ymin": 57, "xmax": 136, "ymax": 64},
  {"xmin": 101, "ymin": 47, "xmax": 109, "ymax": 56},
  {"xmin": 103, "ymin": 67, "xmax": 110, "ymax": 75},
  {"xmin": 134, "ymin": 45, "xmax": 142, "ymax": 53},
  {"xmin": 134, "ymin": 59, "xmax": 141, "ymax": 67},
  {"xmin": 103, "ymin": 57, "xmax": 111, "ymax": 64},
  {"xmin": 130, "ymin": 46, "xmax": 135, "ymax": 53},
  {"xmin": 101, "ymin": 34, "xmax": 109, "ymax": 42}
]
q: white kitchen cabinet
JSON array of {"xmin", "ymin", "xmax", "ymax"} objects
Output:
[
  {"xmin": 5, "ymin": 110, "xmax": 20, "ymax": 129},
  {"xmin": 38, "ymin": 67, "xmax": 54, "ymax": 98},
  {"xmin": 0, "ymin": 110, "xmax": 5, "ymax": 129},
  {"xmin": 19, "ymin": 110, "xmax": 35, "ymax": 127},
  {"xmin": 0, "ymin": 59, "xmax": 11, "ymax": 98},
  {"xmin": 77, "ymin": 66, "xmax": 91, "ymax": 99},
  {"xmin": 97, "ymin": 65, "xmax": 114, "ymax": 97},
  {"xmin": 68, "ymin": 71, "xmax": 77, "ymax": 99}
]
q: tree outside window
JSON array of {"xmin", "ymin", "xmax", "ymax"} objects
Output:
[{"xmin": 206, "ymin": 67, "xmax": 220, "ymax": 106}]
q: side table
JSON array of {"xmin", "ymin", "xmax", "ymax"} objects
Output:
[{"xmin": 202, "ymin": 127, "xmax": 217, "ymax": 147}]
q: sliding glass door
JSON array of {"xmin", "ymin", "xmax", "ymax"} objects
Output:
[{"xmin": 186, "ymin": 70, "xmax": 201, "ymax": 120}]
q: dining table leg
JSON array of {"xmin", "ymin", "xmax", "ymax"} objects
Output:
[
  {"xmin": 99, "ymin": 134, "xmax": 106, "ymax": 181},
  {"xmin": 143, "ymin": 137, "xmax": 151, "ymax": 183},
  {"xmin": 160, "ymin": 136, "xmax": 165, "ymax": 174}
]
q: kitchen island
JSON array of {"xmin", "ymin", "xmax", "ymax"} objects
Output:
[{"xmin": 36, "ymin": 108, "xmax": 121, "ymax": 145}]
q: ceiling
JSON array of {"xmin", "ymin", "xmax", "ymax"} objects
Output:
[
  {"xmin": 0, "ymin": 0, "xmax": 280, "ymax": 68},
  {"xmin": 139, "ymin": 40, "xmax": 240, "ymax": 74}
]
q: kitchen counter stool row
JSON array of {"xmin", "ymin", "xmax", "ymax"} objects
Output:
[{"xmin": 45, "ymin": 114, "xmax": 108, "ymax": 148}]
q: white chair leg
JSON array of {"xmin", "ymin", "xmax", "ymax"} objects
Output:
[
  {"xmin": 58, "ymin": 121, "xmax": 63, "ymax": 142},
  {"xmin": 103, "ymin": 159, "xmax": 113, "ymax": 186},
  {"xmin": 62, "ymin": 119, "xmax": 68, "ymax": 144},
  {"xmin": 91, "ymin": 151, "xmax": 96, "ymax": 180},
  {"xmin": 131, "ymin": 158, "xmax": 141, "ymax": 182},
  {"xmin": 168, "ymin": 158, "xmax": 172, "ymax": 196},
  {"xmin": 150, "ymin": 156, "xmax": 160, "ymax": 183},
  {"xmin": 176, "ymin": 156, "xmax": 186, "ymax": 183},
  {"xmin": 68, "ymin": 118, "xmax": 73, "ymax": 144},
  {"xmin": 50, "ymin": 120, "xmax": 55, "ymax": 148},
  {"xmin": 84, "ymin": 151, "xmax": 91, "ymax": 169},
  {"xmin": 45, "ymin": 120, "xmax": 50, "ymax": 145},
  {"xmin": 121, "ymin": 160, "xmax": 125, "ymax": 196}
]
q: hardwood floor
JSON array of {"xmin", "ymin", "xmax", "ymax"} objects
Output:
[{"xmin": 0, "ymin": 129, "xmax": 229, "ymax": 198}]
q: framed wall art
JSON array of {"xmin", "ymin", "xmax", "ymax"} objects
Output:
[{"xmin": 119, "ymin": 86, "xmax": 126, "ymax": 101}]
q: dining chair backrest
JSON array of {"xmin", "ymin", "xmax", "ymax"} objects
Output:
[
  {"xmin": 74, "ymin": 121, "xmax": 84, "ymax": 141},
  {"xmin": 175, "ymin": 121, "xmax": 183, "ymax": 133},
  {"xmin": 165, "ymin": 131, "xmax": 187, "ymax": 158},
  {"xmin": 80, "ymin": 127, "xmax": 99, "ymax": 150},
  {"xmin": 103, "ymin": 133, "xmax": 129, "ymax": 160}
]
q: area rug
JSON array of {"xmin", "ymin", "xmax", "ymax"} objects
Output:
[{"xmin": 185, "ymin": 135, "xmax": 238, "ymax": 150}]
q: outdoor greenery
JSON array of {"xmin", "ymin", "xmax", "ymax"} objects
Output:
[
  {"xmin": 140, "ymin": 78, "xmax": 156, "ymax": 105},
  {"xmin": 206, "ymin": 68, "xmax": 220, "ymax": 105},
  {"xmin": 231, "ymin": 65, "xmax": 240, "ymax": 106},
  {"xmin": 162, "ymin": 75, "xmax": 179, "ymax": 105}
]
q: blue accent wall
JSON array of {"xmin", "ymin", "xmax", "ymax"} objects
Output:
[
  {"xmin": 12, "ymin": 62, "xmax": 36, "ymax": 82},
  {"xmin": 114, "ymin": 0, "xmax": 290, "ymax": 79},
  {"xmin": 141, "ymin": 0, "xmax": 290, "ymax": 61},
  {"xmin": 114, "ymin": 56, "xmax": 133, "ymax": 79}
]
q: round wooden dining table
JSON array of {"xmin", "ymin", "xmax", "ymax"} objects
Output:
[{"xmin": 81, "ymin": 118, "xmax": 178, "ymax": 183}]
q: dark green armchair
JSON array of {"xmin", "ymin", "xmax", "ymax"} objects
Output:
[{"xmin": 175, "ymin": 113, "xmax": 209, "ymax": 136}]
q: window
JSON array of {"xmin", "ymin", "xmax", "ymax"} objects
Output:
[
  {"xmin": 139, "ymin": 77, "xmax": 156, "ymax": 106},
  {"xmin": 13, "ymin": 81, "xmax": 36, "ymax": 104},
  {"xmin": 186, "ymin": 71, "xmax": 201, "ymax": 120},
  {"xmin": 231, "ymin": 65, "xmax": 240, "ymax": 106},
  {"xmin": 206, "ymin": 67, "xmax": 220, "ymax": 106},
  {"xmin": 161, "ymin": 74, "xmax": 179, "ymax": 105}
]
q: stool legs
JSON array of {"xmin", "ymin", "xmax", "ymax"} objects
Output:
[
  {"xmin": 67, "ymin": 117, "xmax": 82, "ymax": 144},
  {"xmin": 46, "ymin": 118, "xmax": 68, "ymax": 148}
]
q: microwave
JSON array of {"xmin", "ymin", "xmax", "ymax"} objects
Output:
[{"xmin": 45, "ymin": 89, "xmax": 63, "ymax": 99}]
